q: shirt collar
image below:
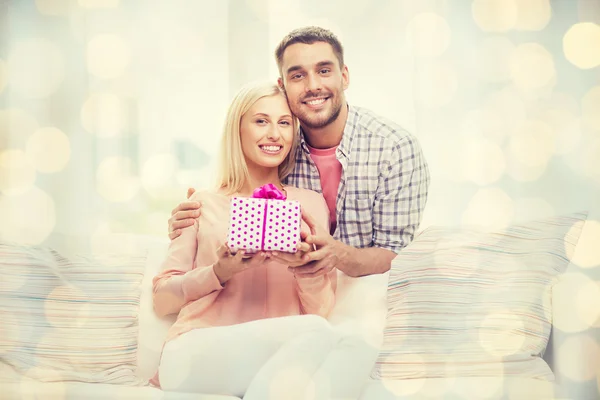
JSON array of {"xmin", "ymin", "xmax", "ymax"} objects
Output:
[{"xmin": 298, "ymin": 104, "xmax": 358, "ymax": 159}]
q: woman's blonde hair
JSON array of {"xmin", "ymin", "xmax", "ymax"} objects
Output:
[{"xmin": 216, "ymin": 81, "xmax": 299, "ymax": 195}]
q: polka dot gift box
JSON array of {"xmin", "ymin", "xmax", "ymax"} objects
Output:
[{"xmin": 227, "ymin": 183, "xmax": 301, "ymax": 254}]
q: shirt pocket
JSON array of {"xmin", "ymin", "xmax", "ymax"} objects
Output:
[{"xmin": 343, "ymin": 198, "xmax": 373, "ymax": 247}]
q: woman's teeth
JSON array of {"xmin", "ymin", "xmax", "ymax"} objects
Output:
[{"xmin": 260, "ymin": 145, "xmax": 282, "ymax": 153}]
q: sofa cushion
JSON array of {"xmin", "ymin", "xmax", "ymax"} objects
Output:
[
  {"xmin": 371, "ymin": 212, "xmax": 587, "ymax": 381},
  {"xmin": 0, "ymin": 241, "xmax": 147, "ymax": 385}
]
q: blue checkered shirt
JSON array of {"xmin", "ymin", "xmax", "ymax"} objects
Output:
[{"xmin": 283, "ymin": 105, "xmax": 430, "ymax": 254}]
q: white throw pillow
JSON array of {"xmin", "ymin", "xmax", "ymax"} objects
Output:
[
  {"xmin": 372, "ymin": 212, "xmax": 587, "ymax": 381},
  {"xmin": 0, "ymin": 241, "xmax": 147, "ymax": 385}
]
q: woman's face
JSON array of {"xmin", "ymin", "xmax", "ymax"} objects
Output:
[{"xmin": 240, "ymin": 94, "xmax": 295, "ymax": 173}]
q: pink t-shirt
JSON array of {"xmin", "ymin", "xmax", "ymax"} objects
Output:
[{"xmin": 307, "ymin": 144, "xmax": 342, "ymax": 234}]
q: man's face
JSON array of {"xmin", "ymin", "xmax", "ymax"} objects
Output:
[{"xmin": 278, "ymin": 42, "xmax": 349, "ymax": 130}]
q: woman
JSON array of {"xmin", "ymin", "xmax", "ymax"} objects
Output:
[{"xmin": 151, "ymin": 81, "xmax": 338, "ymax": 398}]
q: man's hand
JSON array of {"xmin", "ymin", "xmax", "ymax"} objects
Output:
[
  {"xmin": 271, "ymin": 207, "xmax": 349, "ymax": 278},
  {"xmin": 168, "ymin": 187, "xmax": 199, "ymax": 240}
]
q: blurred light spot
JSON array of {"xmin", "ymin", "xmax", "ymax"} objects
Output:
[
  {"xmin": 505, "ymin": 158, "xmax": 547, "ymax": 182},
  {"xmin": 514, "ymin": 0, "xmax": 552, "ymax": 31},
  {"xmin": 81, "ymin": 92, "xmax": 128, "ymax": 137},
  {"xmin": 563, "ymin": 22, "xmax": 600, "ymax": 69},
  {"xmin": 553, "ymin": 273, "xmax": 599, "ymax": 333},
  {"xmin": 472, "ymin": 0, "xmax": 517, "ymax": 32},
  {"xmin": 381, "ymin": 355, "xmax": 426, "ymax": 396},
  {"xmin": 582, "ymin": 86, "xmax": 600, "ymax": 130},
  {"xmin": 26, "ymin": 127, "xmax": 71, "ymax": 173},
  {"xmin": 547, "ymin": 113, "xmax": 581, "ymax": 155},
  {"xmin": 567, "ymin": 220, "xmax": 600, "ymax": 268},
  {"xmin": 406, "ymin": 13, "xmax": 451, "ymax": 57},
  {"xmin": 0, "ymin": 149, "xmax": 36, "ymax": 195},
  {"xmin": 269, "ymin": 365, "xmax": 316, "ymax": 400},
  {"xmin": 508, "ymin": 120, "xmax": 555, "ymax": 168},
  {"xmin": 556, "ymin": 334, "xmax": 600, "ymax": 381},
  {"xmin": 0, "ymin": 108, "xmax": 39, "ymax": 143},
  {"xmin": 415, "ymin": 61, "xmax": 457, "ymax": 108},
  {"xmin": 20, "ymin": 368, "xmax": 66, "ymax": 400},
  {"xmin": 509, "ymin": 43, "xmax": 556, "ymax": 91},
  {"xmin": 87, "ymin": 34, "xmax": 130, "ymax": 79},
  {"xmin": 483, "ymin": 87, "xmax": 527, "ymax": 136},
  {"xmin": 473, "ymin": 36, "xmax": 515, "ymax": 83},
  {"xmin": 479, "ymin": 311, "xmax": 526, "ymax": 357},
  {"xmin": 513, "ymin": 198, "xmax": 555, "ymax": 222},
  {"xmin": 141, "ymin": 154, "xmax": 179, "ymax": 197},
  {"xmin": 45, "ymin": 285, "xmax": 90, "ymax": 329},
  {"xmin": 462, "ymin": 188, "xmax": 514, "ymax": 229},
  {"xmin": 462, "ymin": 109, "xmax": 508, "ymax": 145},
  {"xmin": 96, "ymin": 156, "xmax": 140, "ymax": 202},
  {"xmin": 156, "ymin": 25, "xmax": 205, "ymax": 69},
  {"xmin": 78, "ymin": 0, "xmax": 119, "ymax": 7},
  {"xmin": 576, "ymin": 280, "xmax": 600, "ymax": 328},
  {"xmin": 0, "ymin": 58, "xmax": 7, "ymax": 95},
  {"xmin": 8, "ymin": 38, "xmax": 65, "ymax": 99},
  {"xmin": 421, "ymin": 138, "xmax": 464, "ymax": 182},
  {"xmin": 0, "ymin": 186, "xmax": 56, "ymax": 245},
  {"xmin": 35, "ymin": 0, "xmax": 70, "ymax": 15},
  {"xmin": 578, "ymin": 138, "xmax": 600, "ymax": 183},
  {"xmin": 460, "ymin": 138, "xmax": 506, "ymax": 185}
]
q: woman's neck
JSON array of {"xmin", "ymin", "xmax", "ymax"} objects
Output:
[{"xmin": 238, "ymin": 168, "xmax": 283, "ymax": 197}]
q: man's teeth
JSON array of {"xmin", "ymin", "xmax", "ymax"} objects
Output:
[
  {"xmin": 306, "ymin": 98, "xmax": 326, "ymax": 105},
  {"xmin": 261, "ymin": 145, "xmax": 281, "ymax": 152}
]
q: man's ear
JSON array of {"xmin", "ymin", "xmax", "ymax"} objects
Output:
[
  {"xmin": 277, "ymin": 77, "xmax": 285, "ymax": 90},
  {"xmin": 342, "ymin": 65, "xmax": 350, "ymax": 90}
]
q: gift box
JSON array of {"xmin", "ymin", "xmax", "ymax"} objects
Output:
[{"xmin": 226, "ymin": 184, "xmax": 301, "ymax": 254}]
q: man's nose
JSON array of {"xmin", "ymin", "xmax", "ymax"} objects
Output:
[{"xmin": 305, "ymin": 73, "xmax": 322, "ymax": 93}]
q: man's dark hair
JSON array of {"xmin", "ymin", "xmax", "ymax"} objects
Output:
[{"xmin": 275, "ymin": 26, "xmax": 344, "ymax": 76}]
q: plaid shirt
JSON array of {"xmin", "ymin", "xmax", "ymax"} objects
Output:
[{"xmin": 283, "ymin": 105, "xmax": 430, "ymax": 254}]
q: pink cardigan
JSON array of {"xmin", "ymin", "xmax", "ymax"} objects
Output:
[{"xmin": 152, "ymin": 186, "xmax": 337, "ymax": 345}]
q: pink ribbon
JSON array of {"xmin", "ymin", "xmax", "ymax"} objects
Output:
[{"xmin": 252, "ymin": 183, "xmax": 287, "ymax": 200}]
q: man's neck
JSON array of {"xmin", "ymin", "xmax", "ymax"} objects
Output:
[{"xmin": 302, "ymin": 103, "xmax": 349, "ymax": 149}]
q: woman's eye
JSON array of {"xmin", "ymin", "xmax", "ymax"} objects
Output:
[
  {"xmin": 279, "ymin": 120, "xmax": 291, "ymax": 126},
  {"xmin": 256, "ymin": 119, "xmax": 267, "ymax": 124}
]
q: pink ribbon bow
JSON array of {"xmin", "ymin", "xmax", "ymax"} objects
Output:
[{"xmin": 252, "ymin": 183, "xmax": 287, "ymax": 200}]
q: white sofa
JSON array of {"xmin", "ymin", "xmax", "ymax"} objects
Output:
[{"xmin": 2, "ymin": 213, "xmax": 599, "ymax": 400}]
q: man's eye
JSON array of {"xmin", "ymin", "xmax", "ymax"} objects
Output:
[
  {"xmin": 320, "ymin": 69, "xmax": 330, "ymax": 74},
  {"xmin": 291, "ymin": 74, "xmax": 302, "ymax": 79}
]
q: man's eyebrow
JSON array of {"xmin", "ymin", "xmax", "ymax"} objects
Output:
[
  {"xmin": 285, "ymin": 65, "xmax": 304, "ymax": 75},
  {"xmin": 316, "ymin": 61, "xmax": 335, "ymax": 68},
  {"xmin": 286, "ymin": 60, "xmax": 336, "ymax": 75}
]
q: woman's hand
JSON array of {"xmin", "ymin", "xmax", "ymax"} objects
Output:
[{"xmin": 212, "ymin": 244, "xmax": 271, "ymax": 285}]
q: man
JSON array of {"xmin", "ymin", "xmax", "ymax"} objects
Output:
[{"xmin": 168, "ymin": 26, "xmax": 430, "ymax": 278}]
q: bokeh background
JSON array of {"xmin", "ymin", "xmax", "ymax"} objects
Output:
[
  {"xmin": 1, "ymin": 0, "xmax": 600, "ymax": 396},
  {"xmin": 1, "ymin": 0, "xmax": 599, "ymax": 243}
]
